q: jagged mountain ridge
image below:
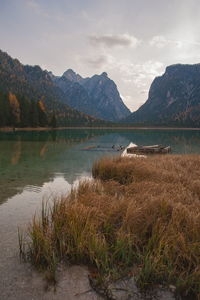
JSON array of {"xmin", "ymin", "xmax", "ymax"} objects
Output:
[
  {"xmin": 0, "ymin": 49, "xmax": 106, "ymax": 127},
  {"xmin": 54, "ymin": 69, "xmax": 131, "ymax": 121},
  {"xmin": 63, "ymin": 69, "xmax": 84, "ymax": 83},
  {"xmin": 124, "ymin": 64, "xmax": 200, "ymax": 127},
  {"xmin": 53, "ymin": 75, "xmax": 97, "ymax": 117}
]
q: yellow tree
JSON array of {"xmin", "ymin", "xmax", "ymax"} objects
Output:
[
  {"xmin": 37, "ymin": 99, "xmax": 48, "ymax": 127},
  {"xmin": 8, "ymin": 92, "xmax": 21, "ymax": 126}
]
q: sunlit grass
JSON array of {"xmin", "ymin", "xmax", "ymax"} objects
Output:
[{"xmin": 20, "ymin": 154, "xmax": 200, "ymax": 298}]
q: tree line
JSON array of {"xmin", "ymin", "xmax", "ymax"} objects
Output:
[{"xmin": 0, "ymin": 92, "xmax": 56, "ymax": 128}]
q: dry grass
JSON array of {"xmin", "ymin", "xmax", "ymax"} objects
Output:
[{"xmin": 21, "ymin": 155, "xmax": 200, "ymax": 298}]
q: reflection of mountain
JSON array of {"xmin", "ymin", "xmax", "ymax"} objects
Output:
[
  {"xmin": 0, "ymin": 129, "xmax": 200, "ymax": 205},
  {"xmin": 115, "ymin": 129, "xmax": 200, "ymax": 154},
  {"xmin": 0, "ymin": 129, "xmax": 129, "ymax": 204}
]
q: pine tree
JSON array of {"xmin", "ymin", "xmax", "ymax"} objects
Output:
[
  {"xmin": 49, "ymin": 112, "xmax": 57, "ymax": 128},
  {"xmin": 30, "ymin": 101, "xmax": 39, "ymax": 127},
  {"xmin": 20, "ymin": 96, "xmax": 30, "ymax": 127}
]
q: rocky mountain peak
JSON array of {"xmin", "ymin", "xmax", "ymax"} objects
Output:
[
  {"xmin": 55, "ymin": 68, "xmax": 130, "ymax": 122},
  {"xmin": 124, "ymin": 63, "xmax": 200, "ymax": 127},
  {"xmin": 101, "ymin": 72, "xmax": 108, "ymax": 77},
  {"xmin": 62, "ymin": 69, "xmax": 83, "ymax": 82}
]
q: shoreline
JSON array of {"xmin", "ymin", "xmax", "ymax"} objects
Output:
[
  {"xmin": 0, "ymin": 126, "xmax": 200, "ymax": 132},
  {"xmin": 21, "ymin": 154, "xmax": 200, "ymax": 299}
]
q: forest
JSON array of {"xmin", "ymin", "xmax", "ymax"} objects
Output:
[{"xmin": 0, "ymin": 92, "xmax": 54, "ymax": 128}]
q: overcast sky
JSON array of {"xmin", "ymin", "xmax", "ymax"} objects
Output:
[{"xmin": 1, "ymin": 0, "xmax": 200, "ymax": 111}]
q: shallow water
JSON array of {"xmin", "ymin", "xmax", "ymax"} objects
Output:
[{"xmin": 0, "ymin": 128, "xmax": 200, "ymax": 299}]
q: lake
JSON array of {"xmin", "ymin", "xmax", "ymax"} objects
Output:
[{"xmin": 0, "ymin": 128, "xmax": 200, "ymax": 299}]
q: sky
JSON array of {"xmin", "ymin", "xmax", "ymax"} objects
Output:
[{"xmin": 1, "ymin": 0, "xmax": 200, "ymax": 111}]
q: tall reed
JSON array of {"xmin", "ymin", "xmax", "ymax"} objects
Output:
[{"xmin": 21, "ymin": 155, "xmax": 200, "ymax": 298}]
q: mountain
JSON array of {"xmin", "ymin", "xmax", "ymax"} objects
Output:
[
  {"xmin": 0, "ymin": 50, "xmax": 106, "ymax": 127},
  {"xmin": 54, "ymin": 70, "xmax": 131, "ymax": 122},
  {"xmin": 124, "ymin": 64, "xmax": 200, "ymax": 127},
  {"xmin": 53, "ymin": 75, "xmax": 95, "ymax": 117},
  {"xmin": 81, "ymin": 72, "xmax": 131, "ymax": 121},
  {"xmin": 62, "ymin": 69, "xmax": 83, "ymax": 83}
]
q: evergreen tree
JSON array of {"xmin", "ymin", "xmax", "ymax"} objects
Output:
[
  {"xmin": 20, "ymin": 96, "xmax": 30, "ymax": 127},
  {"xmin": 0, "ymin": 93, "xmax": 7, "ymax": 126},
  {"xmin": 49, "ymin": 112, "xmax": 57, "ymax": 128},
  {"xmin": 30, "ymin": 101, "xmax": 39, "ymax": 127}
]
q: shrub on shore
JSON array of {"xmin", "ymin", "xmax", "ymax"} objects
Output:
[{"xmin": 21, "ymin": 155, "xmax": 200, "ymax": 298}]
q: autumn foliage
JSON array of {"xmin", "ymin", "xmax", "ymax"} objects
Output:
[{"xmin": 0, "ymin": 91, "xmax": 48, "ymax": 127}]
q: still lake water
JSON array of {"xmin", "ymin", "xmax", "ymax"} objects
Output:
[{"xmin": 0, "ymin": 128, "xmax": 200, "ymax": 299}]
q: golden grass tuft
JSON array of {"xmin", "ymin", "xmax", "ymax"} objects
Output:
[{"xmin": 21, "ymin": 155, "xmax": 200, "ymax": 298}]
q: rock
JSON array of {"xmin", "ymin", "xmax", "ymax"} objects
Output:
[
  {"xmin": 103, "ymin": 276, "xmax": 177, "ymax": 300},
  {"xmin": 169, "ymin": 285, "xmax": 176, "ymax": 293},
  {"xmin": 124, "ymin": 63, "xmax": 200, "ymax": 127},
  {"xmin": 147, "ymin": 287, "xmax": 176, "ymax": 300},
  {"xmin": 107, "ymin": 276, "xmax": 142, "ymax": 299},
  {"xmin": 55, "ymin": 69, "xmax": 131, "ymax": 122},
  {"xmin": 44, "ymin": 265, "xmax": 103, "ymax": 300},
  {"xmin": 81, "ymin": 72, "xmax": 131, "ymax": 121}
]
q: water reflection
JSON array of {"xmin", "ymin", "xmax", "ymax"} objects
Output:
[
  {"xmin": 0, "ymin": 129, "xmax": 126, "ymax": 204},
  {"xmin": 0, "ymin": 129, "xmax": 200, "ymax": 205}
]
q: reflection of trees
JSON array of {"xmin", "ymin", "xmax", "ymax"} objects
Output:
[
  {"xmin": 0, "ymin": 129, "xmax": 117, "ymax": 204},
  {"xmin": 39, "ymin": 143, "xmax": 48, "ymax": 158},
  {"xmin": 11, "ymin": 138, "xmax": 21, "ymax": 165},
  {"xmin": 0, "ymin": 129, "xmax": 200, "ymax": 205}
]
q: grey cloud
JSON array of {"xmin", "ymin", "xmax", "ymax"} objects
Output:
[
  {"xmin": 84, "ymin": 55, "xmax": 108, "ymax": 68},
  {"xmin": 89, "ymin": 34, "xmax": 140, "ymax": 48}
]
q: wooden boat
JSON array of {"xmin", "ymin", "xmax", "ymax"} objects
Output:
[
  {"xmin": 82, "ymin": 145, "xmax": 124, "ymax": 152},
  {"xmin": 127, "ymin": 145, "xmax": 171, "ymax": 154}
]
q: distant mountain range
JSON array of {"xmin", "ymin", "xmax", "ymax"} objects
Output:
[
  {"xmin": 0, "ymin": 49, "xmax": 130, "ymax": 128},
  {"xmin": 53, "ymin": 69, "xmax": 131, "ymax": 121},
  {"xmin": 0, "ymin": 50, "xmax": 107, "ymax": 127},
  {"xmin": 124, "ymin": 64, "xmax": 200, "ymax": 127},
  {"xmin": 1, "ymin": 49, "xmax": 200, "ymax": 128}
]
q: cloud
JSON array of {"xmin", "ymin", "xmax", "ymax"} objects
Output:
[
  {"xmin": 149, "ymin": 35, "xmax": 200, "ymax": 49},
  {"xmin": 89, "ymin": 33, "xmax": 140, "ymax": 48},
  {"xmin": 150, "ymin": 35, "xmax": 183, "ymax": 48},
  {"xmin": 83, "ymin": 54, "xmax": 164, "ymax": 89},
  {"xmin": 116, "ymin": 60, "xmax": 164, "ymax": 110},
  {"xmin": 149, "ymin": 35, "xmax": 170, "ymax": 48},
  {"xmin": 120, "ymin": 95, "xmax": 134, "ymax": 110},
  {"xmin": 119, "ymin": 60, "xmax": 164, "ymax": 87},
  {"xmin": 140, "ymin": 89, "xmax": 149, "ymax": 94},
  {"xmin": 84, "ymin": 55, "xmax": 109, "ymax": 68}
]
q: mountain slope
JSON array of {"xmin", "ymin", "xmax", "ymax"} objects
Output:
[
  {"xmin": 55, "ymin": 69, "xmax": 131, "ymax": 122},
  {"xmin": 125, "ymin": 64, "xmax": 200, "ymax": 127},
  {"xmin": 53, "ymin": 75, "xmax": 96, "ymax": 117},
  {"xmin": 0, "ymin": 50, "xmax": 106, "ymax": 127}
]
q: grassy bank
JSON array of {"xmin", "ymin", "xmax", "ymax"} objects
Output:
[{"xmin": 20, "ymin": 155, "xmax": 200, "ymax": 298}]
